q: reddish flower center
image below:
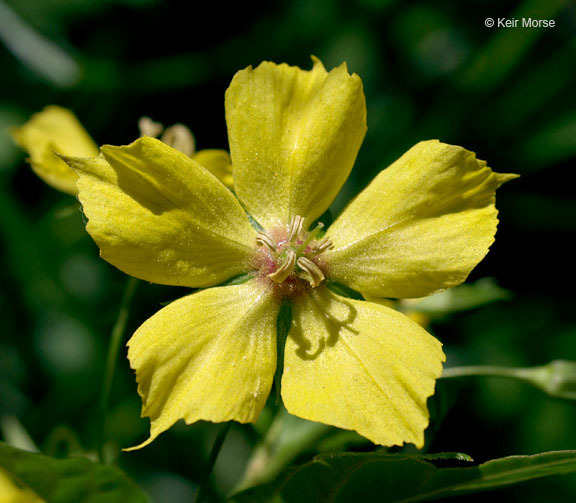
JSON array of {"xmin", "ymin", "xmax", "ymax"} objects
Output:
[{"xmin": 253, "ymin": 215, "xmax": 333, "ymax": 299}]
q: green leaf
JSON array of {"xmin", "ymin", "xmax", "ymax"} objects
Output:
[
  {"xmin": 274, "ymin": 302, "xmax": 292, "ymax": 404},
  {"xmin": 325, "ymin": 282, "xmax": 364, "ymax": 301},
  {"xmin": 218, "ymin": 272, "xmax": 255, "ymax": 286},
  {"xmin": 0, "ymin": 442, "xmax": 148, "ymax": 503},
  {"xmin": 416, "ymin": 452, "xmax": 473, "ymax": 463},
  {"xmin": 230, "ymin": 450, "xmax": 576, "ymax": 503},
  {"xmin": 235, "ymin": 407, "xmax": 333, "ymax": 493},
  {"xmin": 513, "ymin": 110, "xmax": 576, "ymax": 168}
]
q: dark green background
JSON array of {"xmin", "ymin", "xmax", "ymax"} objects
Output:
[{"xmin": 1, "ymin": 0, "xmax": 576, "ymax": 501}]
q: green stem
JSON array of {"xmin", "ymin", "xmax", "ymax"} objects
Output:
[
  {"xmin": 194, "ymin": 422, "xmax": 232, "ymax": 503},
  {"xmin": 440, "ymin": 361, "xmax": 576, "ymax": 400},
  {"xmin": 97, "ymin": 276, "xmax": 139, "ymax": 463},
  {"xmin": 440, "ymin": 365, "xmax": 534, "ymax": 380}
]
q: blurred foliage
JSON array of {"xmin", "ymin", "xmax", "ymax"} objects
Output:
[
  {"xmin": 0, "ymin": 441, "xmax": 148, "ymax": 502},
  {"xmin": 1, "ymin": 0, "xmax": 576, "ymax": 501},
  {"xmin": 232, "ymin": 450, "xmax": 576, "ymax": 503}
]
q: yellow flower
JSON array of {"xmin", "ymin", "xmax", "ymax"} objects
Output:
[
  {"xmin": 62, "ymin": 59, "xmax": 516, "ymax": 450},
  {"xmin": 12, "ymin": 107, "xmax": 234, "ymax": 195},
  {"xmin": 11, "ymin": 106, "xmax": 99, "ymax": 195},
  {"xmin": 138, "ymin": 116, "xmax": 234, "ymax": 189}
]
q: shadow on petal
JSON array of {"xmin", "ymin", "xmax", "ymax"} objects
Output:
[{"xmin": 289, "ymin": 288, "xmax": 358, "ymax": 360}]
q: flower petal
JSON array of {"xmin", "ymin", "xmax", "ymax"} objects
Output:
[
  {"xmin": 326, "ymin": 140, "xmax": 518, "ymax": 298},
  {"xmin": 64, "ymin": 137, "xmax": 257, "ymax": 287},
  {"xmin": 11, "ymin": 106, "xmax": 98, "ymax": 195},
  {"xmin": 126, "ymin": 281, "xmax": 279, "ymax": 449},
  {"xmin": 0, "ymin": 467, "xmax": 44, "ymax": 503},
  {"xmin": 226, "ymin": 58, "xmax": 366, "ymax": 229},
  {"xmin": 193, "ymin": 149, "xmax": 234, "ymax": 189},
  {"xmin": 281, "ymin": 288, "xmax": 445, "ymax": 448}
]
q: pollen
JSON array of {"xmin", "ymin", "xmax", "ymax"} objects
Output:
[{"xmin": 255, "ymin": 215, "xmax": 332, "ymax": 292}]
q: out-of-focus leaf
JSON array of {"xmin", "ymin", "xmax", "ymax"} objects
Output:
[
  {"xmin": 401, "ymin": 278, "xmax": 511, "ymax": 317},
  {"xmin": 0, "ymin": 465, "xmax": 43, "ymax": 503},
  {"xmin": 0, "ymin": 1, "xmax": 80, "ymax": 87},
  {"xmin": 0, "ymin": 416, "xmax": 38, "ymax": 453},
  {"xmin": 391, "ymin": 6, "xmax": 469, "ymax": 78},
  {"xmin": 0, "ymin": 442, "xmax": 148, "ymax": 503},
  {"xmin": 237, "ymin": 407, "xmax": 332, "ymax": 493},
  {"xmin": 513, "ymin": 111, "xmax": 576, "ymax": 169},
  {"xmin": 487, "ymin": 40, "xmax": 576, "ymax": 136},
  {"xmin": 0, "ymin": 107, "xmax": 26, "ymax": 169},
  {"xmin": 231, "ymin": 450, "xmax": 576, "ymax": 503}
]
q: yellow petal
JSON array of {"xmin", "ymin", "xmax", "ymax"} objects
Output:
[
  {"xmin": 0, "ymin": 467, "xmax": 44, "ymax": 503},
  {"xmin": 282, "ymin": 288, "xmax": 445, "ymax": 448},
  {"xmin": 126, "ymin": 281, "xmax": 279, "ymax": 449},
  {"xmin": 64, "ymin": 137, "xmax": 257, "ymax": 287},
  {"xmin": 193, "ymin": 149, "xmax": 234, "ymax": 189},
  {"xmin": 326, "ymin": 140, "xmax": 518, "ymax": 298},
  {"xmin": 226, "ymin": 58, "xmax": 366, "ymax": 229},
  {"xmin": 11, "ymin": 106, "xmax": 98, "ymax": 195}
]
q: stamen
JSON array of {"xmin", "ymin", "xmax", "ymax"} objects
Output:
[
  {"xmin": 161, "ymin": 124, "xmax": 196, "ymax": 157},
  {"xmin": 297, "ymin": 256, "xmax": 325, "ymax": 287},
  {"xmin": 256, "ymin": 232, "xmax": 277, "ymax": 253},
  {"xmin": 311, "ymin": 237, "xmax": 334, "ymax": 254},
  {"xmin": 296, "ymin": 222, "xmax": 324, "ymax": 254},
  {"xmin": 287, "ymin": 215, "xmax": 304, "ymax": 242},
  {"xmin": 138, "ymin": 117, "xmax": 164, "ymax": 138},
  {"xmin": 268, "ymin": 249, "xmax": 296, "ymax": 283}
]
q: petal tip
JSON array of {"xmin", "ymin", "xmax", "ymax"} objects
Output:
[
  {"xmin": 496, "ymin": 172, "xmax": 520, "ymax": 185},
  {"xmin": 122, "ymin": 435, "xmax": 156, "ymax": 452},
  {"xmin": 310, "ymin": 54, "xmax": 323, "ymax": 67}
]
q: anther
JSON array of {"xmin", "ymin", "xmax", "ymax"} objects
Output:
[
  {"xmin": 311, "ymin": 237, "xmax": 334, "ymax": 254},
  {"xmin": 297, "ymin": 256, "xmax": 325, "ymax": 287},
  {"xmin": 268, "ymin": 249, "xmax": 296, "ymax": 283},
  {"xmin": 287, "ymin": 215, "xmax": 304, "ymax": 242},
  {"xmin": 138, "ymin": 117, "xmax": 196, "ymax": 157},
  {"xmin": 256, "ymin": 232, "xmax": 277, "ymax": 254},
  {"xmin": 161, "ymin": 124, "xmax": 196, "ymax": 157},
  {"xmin": 138, "ymin": 117, "xmax": 164, "ymax": 138}
]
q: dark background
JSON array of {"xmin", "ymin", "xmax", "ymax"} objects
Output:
[{"xmin": 1, "ymin": 0, "xmax": 576, "ymax": 501}]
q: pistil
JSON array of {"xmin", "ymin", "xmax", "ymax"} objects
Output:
[{"xmin": 296, "ymin": 222, "xmax": 324, "ymax": 255}]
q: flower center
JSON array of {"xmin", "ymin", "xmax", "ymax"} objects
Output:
[{"xmin": 255, "ymin": 215, "xmax": 333, "ymax": 288}]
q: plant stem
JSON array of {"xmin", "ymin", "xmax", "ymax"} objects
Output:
[
  {"xmin": 440, "ymin": 361, "xmax": 576, "ymax": 400},
  {"xmin": 440, "ymin": 365, "xmax": 534, "ymax": 380},
  {"xmin": 194, "ymin": 422, "xmax": 232, "ymax": 503},
  {"xmin": 97, "ymin": 276, "xmax": 139, "ymax": 463}
]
